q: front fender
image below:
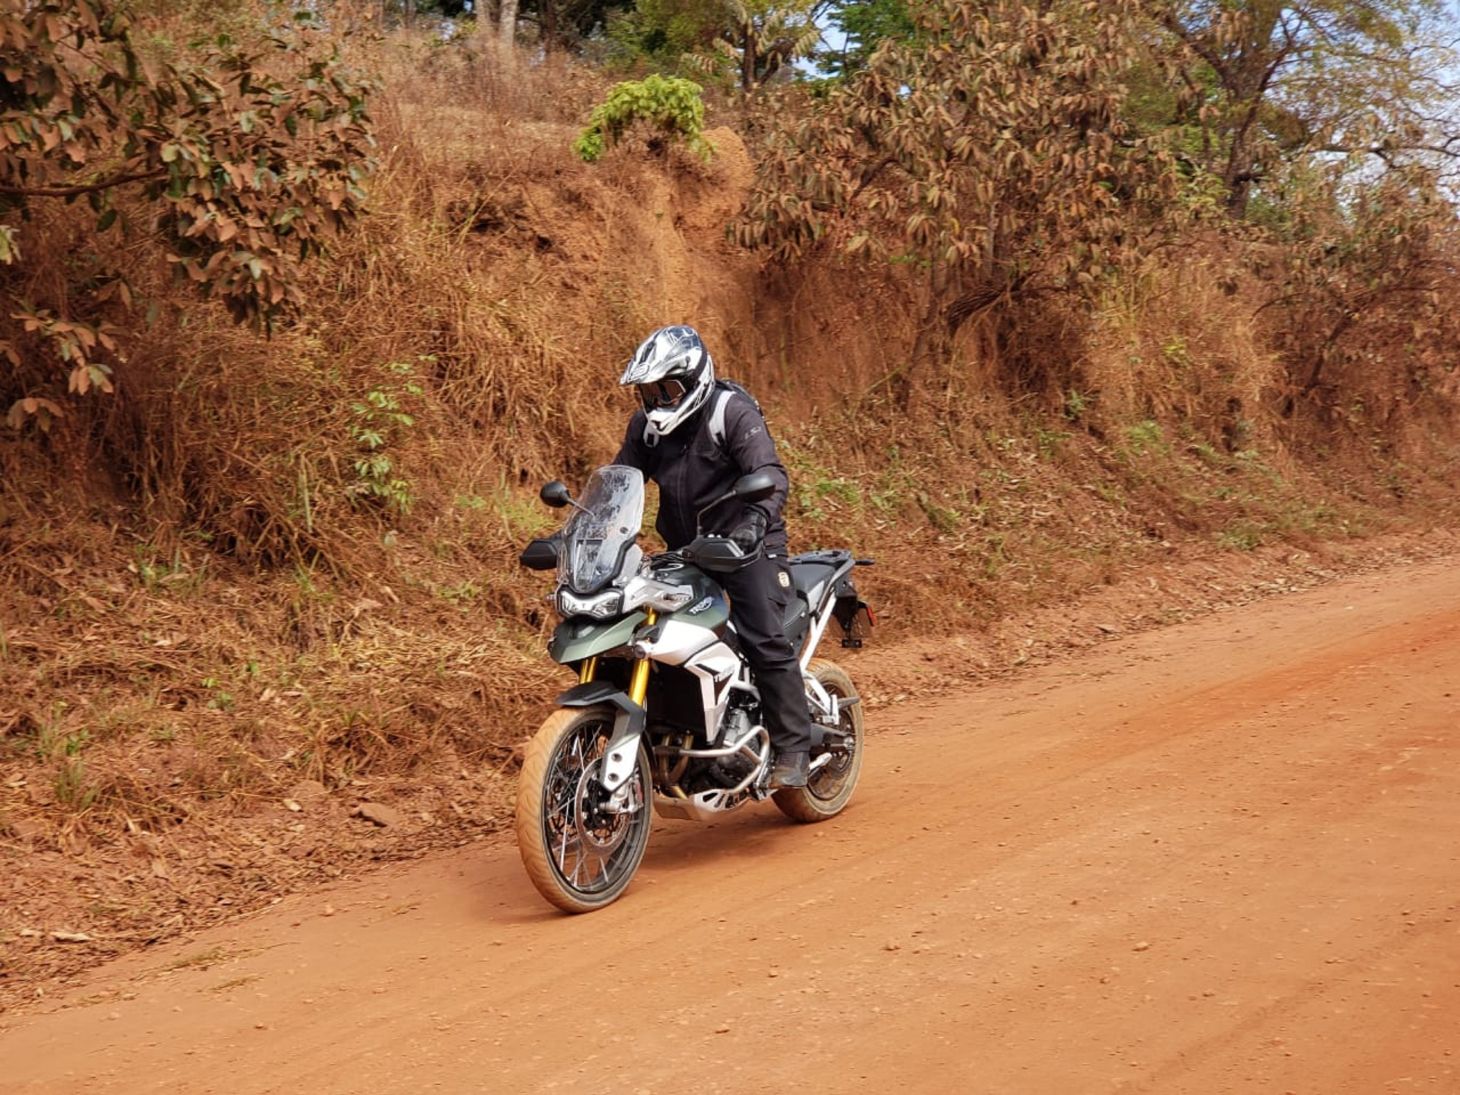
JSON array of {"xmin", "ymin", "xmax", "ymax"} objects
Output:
[{"xmin": 556, "ymin": 683, "xmax": 645, "ymax": 794}]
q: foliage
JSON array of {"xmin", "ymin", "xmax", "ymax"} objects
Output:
[
  {"xmin": 700, "ymin": 0, "xmax": 828, "ymax": 92},
  {"xmin": 737, "ymin": 0, "xmax": 1180, "ymax": 398},
  {"xmin": 601, "ymin": 0, "xmax": 709, "ymax": 65},
  {"xmin": 0, "ymin": 0, "xmax": 376, "ymax": 425},
  {"xmin": 1260, "ymin": 164, "xmax": 1460, "ymax": 415},
  {"xmin": 574, "ymin": 73, "xmax": 711, "ymax": 161},
  {"xmin": 1127, "ymin": 2, "xmax": 1460, "ymax": 419},
  {"xmin": 604, "ymin": 0, "xmax": 826, "ymax": 91},
  {"xmin": 348, "ymin": 359, "xmax": 424, "ymax": 515},
  {"xmin": 1141, "ymin": 1, "xmax": 1460, "ymax": 215},
  {"xmin": 815, "ymin": 0, "xmax": 915, "ymax": 80},
  {"xmin": 525, "ymin": 0, "xmax": 635, "ymax": 52}
]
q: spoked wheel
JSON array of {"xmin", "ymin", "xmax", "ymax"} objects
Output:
[
  {"xmin": 774, "ymin": 658, "xmax": 865, "ymax": 823},
  {"xmin": 516, "ymin": 706, "xmax": 653, "ymax": 913}
]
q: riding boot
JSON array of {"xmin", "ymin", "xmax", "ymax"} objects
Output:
[{"xmin": 768, "ymin": 750, "xmax": 809, "ymax": 789}]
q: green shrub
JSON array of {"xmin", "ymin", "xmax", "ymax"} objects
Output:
[
  {"xmin": 574, "ymin": 75, "xmax": 712, "ymax": 163},
  {"xmin": 348, "ymin": 359, "xmax": 424, "ymax": 515}
]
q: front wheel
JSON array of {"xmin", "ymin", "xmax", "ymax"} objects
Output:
[
  {"xmin": 774, "ymin": 658, "xmax": 865, "ymax": 823},
  {"xmin": 516, "ymin": 706, "xmax": 653, "ymax": 913}
]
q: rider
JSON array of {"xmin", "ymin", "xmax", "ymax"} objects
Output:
[{"xmin": 613, "ymin": 325, "xmax": 812, "ymax": 790}]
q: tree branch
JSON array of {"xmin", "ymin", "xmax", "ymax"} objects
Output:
[
  {"xmin": 1308, "ymin": 138, "xmax": 1460, "ymax": 159},
  {"xmin": 1155, "ymin": 9, "xmax": 1232, "ymax": 84},
  {"xmin": 0, "ymin": 167, "xmax": 167, "ymax": 199}
]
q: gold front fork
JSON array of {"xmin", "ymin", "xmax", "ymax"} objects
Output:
[
  {"xmin": 627, "ymin": 658, "xmax": 651, "ymax": 706},
  {"xmin": 627, "ymin": 608, "xmax": 657, "ymax": 705},
  {"xmin": 576, "ymin": 609, "xmax": 657, "ymax": 700}
]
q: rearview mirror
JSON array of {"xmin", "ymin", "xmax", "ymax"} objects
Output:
[
  {"xmin": 731, "ymin": 472, "xmax": 776, "ymax": 505},
  {"xmin": 540, "ymin": 481, "xmax": 572, "ymax": 508}
]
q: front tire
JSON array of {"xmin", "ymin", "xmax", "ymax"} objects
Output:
[
  {"xmin": 516, "ymin": 706, "xmax": 653, "ymax": 913},
  {"xmin": 774, "ymin": 658, "xmax": 864, "ymax": 823}
]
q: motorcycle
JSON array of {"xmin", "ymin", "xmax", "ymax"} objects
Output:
[{"xmin": 514, "ymin": 464, "xmax": 873, "ymax": 913}]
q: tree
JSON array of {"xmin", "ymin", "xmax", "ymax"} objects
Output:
[
  {"xmin": 1143, "ymin": 1, "xmax": 1460, "ymax": 216},
  {"xmin": 737, "ymin": 0, "xmax": 1178, "ymax": 401},
  {"xmin": 523, "ymin": 0, "xmax": 631, "ymax": 52},
  {"xmin": 715, "ymin": 0, "xmax": 828, "ymax": 92},
  {"xmin": 816, "ymin": 0, "xmax": 915, "ymax": 80},
  {"xmin": 609, "ymin": 0, "xmax": 829, "ymax": 91},
  {"xmin": 0, "ymin": 0, "xmax": 375, "ymax": 426},
  {"xmin": 500, "ymin": 0, "xmax": 520, "ymax": 63},
  {"xmin": 1267, "ymin": 163, "xmax": 1457, "ymax": 409}
]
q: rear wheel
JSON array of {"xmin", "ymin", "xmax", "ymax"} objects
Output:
[
  {"xmin": 516, "ymin": 706, "xmax": 652, "ymax": 913},
  {"xmin": 774, "ymin": 658, "xmax": 864, "ymax": 823}
]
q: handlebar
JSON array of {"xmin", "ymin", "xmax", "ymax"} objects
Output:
[{"xmin": 665, "ymin": 534, "xmax": 758, "ymax": 574}]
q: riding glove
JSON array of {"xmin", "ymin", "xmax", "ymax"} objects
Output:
[{"xmin": 729, "ymin": 509, "xmax": 767, "ymax": 554}]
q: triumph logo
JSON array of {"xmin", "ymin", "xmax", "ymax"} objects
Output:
[{"xmin": 688, "ymin": 596, "xmax": 713, "ymax": 615}]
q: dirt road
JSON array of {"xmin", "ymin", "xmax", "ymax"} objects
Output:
[{"xmin": 3, "ymin": 555, "xmax": 1458, "ymax": 1094}]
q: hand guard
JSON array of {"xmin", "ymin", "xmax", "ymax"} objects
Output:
[{"xmin": 729, "ymin": 509, "xmax": 767, "ymax": 554}]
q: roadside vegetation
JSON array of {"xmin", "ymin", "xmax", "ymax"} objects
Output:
[{"xmin": 2, "ymin": 0, "xmax": 1458, "ymax": 996}]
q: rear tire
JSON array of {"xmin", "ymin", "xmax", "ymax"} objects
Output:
[
  {"xmin": 774, "ymin": 658, "xmax": 864, "ymax": 823},
  {"xmin": 516, "ymin": 706, "xmax": 652, "ymax": 913}
]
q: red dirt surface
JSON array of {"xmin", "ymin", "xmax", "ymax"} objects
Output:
[{"xmin": 2, "ymin": 553, "xmax": 1458, "ymax": 1093}]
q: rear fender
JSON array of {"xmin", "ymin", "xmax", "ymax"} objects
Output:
[
  {"xmin": 556, "ymin": 682, "xmax": 645, "ymax": 793},
  {"xmin": 831, "ymin": 572, "xmax": 872, "ymax": 649}
]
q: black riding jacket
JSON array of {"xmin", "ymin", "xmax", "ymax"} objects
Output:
[{"xmin": 613, "ymin": 384, "xmax": 790, "ymax": 554}]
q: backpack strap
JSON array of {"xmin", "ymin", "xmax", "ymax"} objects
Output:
[
  {"xmin": 707, "ymin": 379, "xmax": 765, "ymax": 450},
  {"xmin": 708, "ymin": 385, "xmax": 734, "ymax": 450}
]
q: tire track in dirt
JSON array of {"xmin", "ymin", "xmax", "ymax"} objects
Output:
[{"xmin": 2, "ymin": 557, "xmax": 1458, "ymax": 1094}]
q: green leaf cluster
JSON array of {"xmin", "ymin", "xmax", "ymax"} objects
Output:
[
  {"xmin": 574, "ymin": 74, "xmax": 712, "ymax": 162},
  {"xmin": 347, "ymin": 360, "xmax": 426, "ymax": 516}
]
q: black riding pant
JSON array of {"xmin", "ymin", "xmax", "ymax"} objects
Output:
[{"xmin": 721, "ymin": 553, "xmax": 813, "ymax": 754}]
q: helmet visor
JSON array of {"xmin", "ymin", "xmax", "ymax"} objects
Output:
[{"xmin": 637, "ymin": 378, "xmax": 687, "ymax": 410}]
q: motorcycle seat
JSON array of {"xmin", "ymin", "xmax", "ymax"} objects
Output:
[
  {"xmin": 781, "ymin": 551, "xmax": 850, "ymax": 651},
  {"xmin": 785, "ymin": 554, "xmax": 844, "ymax": 609}
]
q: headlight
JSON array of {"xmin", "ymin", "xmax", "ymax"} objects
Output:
[{"xmin": 556, "ymin": 588, "xmax": 623, "ymax": 619}]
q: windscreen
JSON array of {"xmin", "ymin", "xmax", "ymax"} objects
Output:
[{"xmin": 558, "ymin": 465, "xmax": 645, "ymax": 594}]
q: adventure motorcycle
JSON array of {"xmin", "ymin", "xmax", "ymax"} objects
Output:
[{"xmin": 514, "ymin": 464, "xmax": 873, "ymax": 913}]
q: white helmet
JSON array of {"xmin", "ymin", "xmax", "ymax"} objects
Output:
[{"xmin": 619, "ymin": 325, "xmax": 715, "ymax": 443}]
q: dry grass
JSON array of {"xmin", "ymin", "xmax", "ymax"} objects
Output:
[{"xmin": 1082, "ymin": 248, "xmax": 1277, "ymax": 449}]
